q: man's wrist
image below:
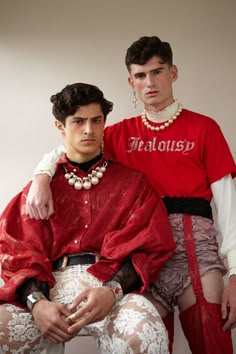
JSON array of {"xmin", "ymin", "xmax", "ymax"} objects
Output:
[
  {"xmin": 34, "ymin": 169, "xmax": 53, "ymax": 179},
  {"xmin": 102, "ymin": 280, "xmax": 123, "ymax": 305},
  {"xmin": 227, "ymin": 249, "xmax": 236, "ymax": 277},
  {"xmin": 26, "ymin": 291, "xmax": 48, "ymax": 312}
]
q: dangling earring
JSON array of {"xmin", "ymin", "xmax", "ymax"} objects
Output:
[
  {"xmin": 132, "ymin": 91, "xmax": 138, "ymax": 109},
  {"xmin": 100, "ymin": 141, "xmax": 104, "ymax": 154}
]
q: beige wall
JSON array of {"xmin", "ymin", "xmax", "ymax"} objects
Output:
[{"xmin": 1, "ymin": 0, "xmax": 235, "ymax": 352}]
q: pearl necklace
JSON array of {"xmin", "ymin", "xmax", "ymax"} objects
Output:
[
  {"xmin": 64, "ymin": 159, "xmax": 108, "ymax": 190},
  {"xmin": 141, "ymin": 103, "xmax": 183, "ymax": 132}
]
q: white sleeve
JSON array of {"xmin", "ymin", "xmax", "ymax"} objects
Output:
[
  {"xmin": 211, "ymin": 174, "xmax": 236, "ymax": 276},
  {"xmin": 33, "ymin": 145, "xmax": 66, "ymax": 178}
]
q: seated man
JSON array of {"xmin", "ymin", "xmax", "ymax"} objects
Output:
[{"xmin": 0, "ymin": 82, "xmax": 175, "ymax": 354}]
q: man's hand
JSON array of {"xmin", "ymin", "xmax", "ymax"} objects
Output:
[
  {"xmin": 26, "ymin": 174, "xmax": 54, "ymax": 220},
  {"xmin": 221, "ymin": 275, "xmax": 236, "ymax": 331},
  {"xmin": 32, "ymin": 299, "xmax": 74, "ymax": 343},
  {"xmin": 66, "ymin": 287, "xmax": 116, "ymax": 334}
]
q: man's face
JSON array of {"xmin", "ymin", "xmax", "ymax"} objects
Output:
[
  {"xmin": 128, "ymin": 55, "xmax": 178, "ymax": 112},
  {"xmin": 56, "ymin": 103, "xmax": 105, "ymax": 163}
]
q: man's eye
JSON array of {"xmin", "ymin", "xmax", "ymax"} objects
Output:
[{"xmin": 136, "ymin": 73, "xmax": 145, "ymax": 79}]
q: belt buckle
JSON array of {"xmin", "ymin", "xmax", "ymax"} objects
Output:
[{"xmin": 58, "ymin": 255, "xmax": 68, "ymax": 271}]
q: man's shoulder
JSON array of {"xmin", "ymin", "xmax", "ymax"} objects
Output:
[
  {"xmin": 105, "ymin": 115, "xmax": 140, "ymax": 132},
  {"xmin": 182, "ymin": 108, "xmax": 220, "ymax": 128},
  {"xmin": 183, "ymin": 108, "xmax": 216, "ymax": 123}
]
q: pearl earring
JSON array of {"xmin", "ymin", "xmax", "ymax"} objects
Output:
[{"xmin": 132, "ymin": 92, "xmax": 138, "ymax": 109}]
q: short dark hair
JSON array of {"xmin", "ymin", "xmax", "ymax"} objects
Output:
[
  {"xmin": 125, "ymin": 36, "xmax": 173, "ymax": 72},
  {"xmin": 50, "ymin": 83, "xmax": 113, "ymax": 124}
]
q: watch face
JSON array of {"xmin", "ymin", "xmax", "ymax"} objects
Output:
[{"xmin": 26, "ymin": 291, "xmax": 46, "ymax": 311}]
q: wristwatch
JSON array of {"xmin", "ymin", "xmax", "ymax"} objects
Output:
[
  {"xmin": 102, "ymin": 280, "xmax": 123, "ymax": 305},
  {"xmin": 26, "ymin": 291, "xmax": 47, "ymax": 312}
]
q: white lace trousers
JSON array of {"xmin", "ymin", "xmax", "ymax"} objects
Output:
[{"xmin": 0, "ymin": 265, "xmax": 169, "ymax": 354}]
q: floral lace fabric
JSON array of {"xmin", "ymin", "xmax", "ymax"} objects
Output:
[{"xmin": 0, "ymin": 265, "xmax": 169, "ymax": 354}]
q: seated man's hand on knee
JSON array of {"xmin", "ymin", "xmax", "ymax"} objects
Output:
[{"xmin": 66, "ymin": 287, "xmax": 116, "ymax": 334}]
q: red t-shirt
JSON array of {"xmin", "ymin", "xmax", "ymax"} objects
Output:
[{"xmin": 104, "ymin": 109, "xmax": 236, "ymax": 201}]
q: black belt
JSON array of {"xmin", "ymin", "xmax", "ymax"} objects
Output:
[
  {"xmin": 52, "ymin": 253, "xmax": 96, "ymax": 271},
  {"xmin": 162, "ymin": 197, "xmax": 213, "ymax": 220}
]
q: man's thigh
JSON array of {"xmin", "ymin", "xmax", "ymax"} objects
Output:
[
  {"xmin": 177, "ymin": 270, "xmax": 224, "ymax": 312},
  {"xmin": 0, "ymin": 303, "xmax": 47, "ymax": 353},
  {"xmin": 89, "ymin": 293, "xmax": 169, "ymax": 354},
  {"xmin": 144, "ymin": 291, "xmax": 169, "ymax": 318}
]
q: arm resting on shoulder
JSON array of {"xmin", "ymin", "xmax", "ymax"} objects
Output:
[{"xmin": 26, "ymin": 145, "xmax": 65, "ymax": 219}]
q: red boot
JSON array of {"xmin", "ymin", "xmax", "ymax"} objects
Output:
[{"xmin": 179, "ymin": 300, "xmax": 233, "ymax": 354}]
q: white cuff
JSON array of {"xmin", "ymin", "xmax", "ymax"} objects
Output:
[
  {"xmin": 227, "ymin": 249, "xmax": 236, "ymax": 276},
  {"xmin": 34, "ymin": 169, "xmax": 53, "ymax": 179}
]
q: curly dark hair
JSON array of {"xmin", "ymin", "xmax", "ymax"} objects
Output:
[
  {"xmin": 50, "ymin": 83, "xmax": 113, "ymax": 124},
  {"xmin": 125, "ymin": 36, "xmax": 173, "ymax": 72}
]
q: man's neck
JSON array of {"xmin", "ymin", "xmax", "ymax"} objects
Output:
[
  {"xmin": 144, "ymin": 100, "xmax": 180, "ymax": 123},
  {"xmin": 66, "ymin": 154, "xmax": 103, "ymax": 172}
]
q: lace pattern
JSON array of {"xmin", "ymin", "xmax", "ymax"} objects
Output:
[{"xmin": 0, "ymin": 265, "xmax": 169, "ymax": 353}]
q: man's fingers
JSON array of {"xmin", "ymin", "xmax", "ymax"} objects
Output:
[
  {"xmin": 46, "ymin": 200, "xmax": 54, "ymax": 219},
  {"xmin": 67, "ymin": 310, "xmax": 94, "ymax": 334},
  {"xmin": 221, "ymin": 299, "xmax": 228, "ymax": 319},
  {"xmin": 222, "ymin": 306, "xmax": 236, "ymax": 331},
  {"xmin": 38, "ymin": 206, "xmax": 50, "ymax": 220},
  {"xmin": 27, "ymin": 206, "xmax": 41, "ymax": 220}
]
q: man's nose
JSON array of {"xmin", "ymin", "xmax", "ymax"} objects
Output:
[
  {"xmin": 146, "ymin": 73, "xmax": 155, "ymax": 86},
  {"xmin": 84, "ymin": 122, "xmax": 93, "ymax": 134}
]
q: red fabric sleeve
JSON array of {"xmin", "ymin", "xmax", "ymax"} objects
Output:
[{"xmin": 0, "ymin": 185, "xmax": 55, "ymax": 301}]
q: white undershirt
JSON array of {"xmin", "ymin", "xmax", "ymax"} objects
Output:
[{"xmin": 211, "ymin": 175, "xmax": 236, "ymax": 275}]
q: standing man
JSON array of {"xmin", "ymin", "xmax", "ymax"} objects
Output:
[
  {"xmin": 0, "ymin": 82, "xmax": 175, "ymax": 353},
  {"xmin": 26, "ymin": 36, "xmax": 236, "ymax": 354}
]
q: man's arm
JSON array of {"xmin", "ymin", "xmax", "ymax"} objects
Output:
[
  {"xmin": 211, "ymin": 174, "xmax": 236, "ymax": 330},
  {"xmin": 27, "ymin": 145, "xmax": 65, "ymax": 219},
  {"xmin": 34, "ymin": 145, "xmax": 65, "ymax": 177}
]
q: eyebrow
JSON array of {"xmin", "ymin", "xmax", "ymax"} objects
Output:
[
  {"xmin": 73, "ymin": 115, "xmax": 103, "ymax": 120},
  {"xmin": 133, "ymin": 66, "xmax": 165, "ymax": 78}
]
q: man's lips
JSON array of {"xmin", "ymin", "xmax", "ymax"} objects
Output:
[
  {"xmin": 81, "ymin": 139, "xmax": 96, "ymax": 144},
  {"xmin": 146, "ymin": 91, "xmax": 159, "ymax": 96}
]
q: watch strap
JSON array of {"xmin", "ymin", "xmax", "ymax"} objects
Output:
[
  {"xmin": 102, "ymin": 280, "xmax": 123, "ymax": 305},
  {"xmin": 26, "ymin": 291, "xmax": 47, "ymax": 312}
]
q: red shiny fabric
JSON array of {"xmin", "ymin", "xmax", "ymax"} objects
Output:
[
  {"xmin": 162, "ymin": 313, "xmax": 174, "ymax": 353},
  {"xmin": 179, "ymin": 301, "xmax": 233, "ymax": 354},
  {"xmin": 0, "ymin": 156, "xmax": 175, "ymax": 302}
]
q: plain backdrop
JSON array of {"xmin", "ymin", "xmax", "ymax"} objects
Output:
[{"xmin": 0, "ymin": 0, "xmax": 235, "ymax": 353}]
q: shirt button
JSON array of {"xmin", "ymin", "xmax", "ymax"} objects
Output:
[
  {"xmin": 84, "ymin": 200, "xmax": 88, "ymax": 204},
  {"xmin": 74, "ymin": 240, "xmax": 78, "ymax": 244},
  {"xmin": 85, "ymin": 224, "xmax": 88, "ymax": 229}
]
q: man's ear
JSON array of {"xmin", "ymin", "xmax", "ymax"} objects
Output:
[
  {"xmin": 55, "ymin": 120, "xmax": 65, "ymax": 135},
  {"xmin": 128, "ymin": 76, "xmax": 135, "ymax": 91},
  {"xmin": 171, "ymin": 65, "xmax": 178, "ymax": 82}
]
